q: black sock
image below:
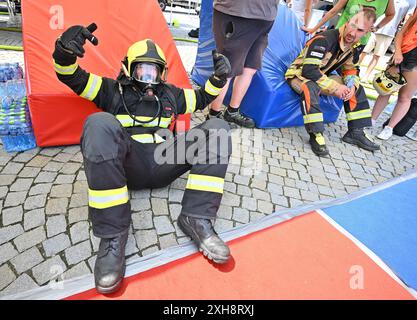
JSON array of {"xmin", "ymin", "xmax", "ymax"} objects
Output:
[
  {"xmin": 209, "ymin": 109, "xmax": 222, "ymax": 116},
  {"xmin": 227, "ymin": 105, "xmax": 239, "ymax": 114}
]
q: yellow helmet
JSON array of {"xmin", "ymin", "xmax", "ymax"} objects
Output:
[
  {"xmin": 373, "ymin": 69, "xmax": 407, "ymax": 96},
  {"xmin": 125, "ymin": 39, "xmax": 167, "ymax": 78}
]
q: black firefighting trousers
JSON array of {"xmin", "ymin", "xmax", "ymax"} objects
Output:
[
  {"xmin": 81, "ymin": 113, "xmax": 232, "ymax": 238},
  {"xmin": 288, "ymin": 76, "xmax": 372, "ymax": 133}
]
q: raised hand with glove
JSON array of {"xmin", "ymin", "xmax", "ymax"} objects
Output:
[
  {"xmin": 56, "ymin": 23, "xmax": 99, "ymax": 58},
  {"xmin": 212, "ymin": 50, "xmax": 231, "ymax": 81}
]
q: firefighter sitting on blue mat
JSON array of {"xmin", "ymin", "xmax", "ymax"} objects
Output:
[
  {"xmin": 53, "ymin": 23, "xmax": 233, "ymax": 294},
  {"xmin": 285, "ymin": 9, "xmax": 380, "ymax": 157}
]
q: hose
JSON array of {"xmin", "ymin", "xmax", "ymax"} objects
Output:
[{"xmin": 0, "ymin": 44, "xmax": 23, "ymax": 51}]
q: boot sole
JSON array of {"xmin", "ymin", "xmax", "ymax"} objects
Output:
[
  {"xmin": 95, "ymin": 264, "xmax": 126, "ymax": 295},
  {"xmin": 178, "ymin": 218, "xmax": 230, "ymax": 264},
  {"xmin": 342, "ymin": 136, "xmax": 380, "ymax": 151}
]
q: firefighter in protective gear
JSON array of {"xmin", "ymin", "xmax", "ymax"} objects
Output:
[
  {"xmin": 285, "ymin": 10, "xmax": 380, "ymax": 157},
  {"xmin": 53, "ymin": 24, "xmax": 233, "ymax": 294}
]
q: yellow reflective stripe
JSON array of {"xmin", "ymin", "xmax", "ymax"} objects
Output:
[
  {"xmin": 304, "ymin": 113, "xmax": 324, "ymax": 124},
  {"xmin": 317, "ymin": 77, "xmax": 333, "ymax": 90},
  {"xmin": 80, "ymin": 74, "xmax": 103, "ymax": 101},
  {"xmin": 54, "ymin": 61, "xmax": 78, "ymax": 75},
  {"xmin": 204, "ymin": 79, "xmax": 222, "ymax": 96},
  {"xmin": 303, "ymin": 58, "xmax": 321, "ymax": 65},
  {"xmin": 346, "ymin": 109, "xmax": 372, "ymax": 121},
  {"xmin": 88, "ymin": 186, "xmax": 129, "ymax": 209},
  {"xmin": 184, "ymin": 89, "xmax": 196, "ymax": 114},
  {"xmin": 116, "ymin": 115, "xmax": 172, "ymax": 128},
  {"xmin": 186, "ymin": 174, "xmax": 224, "ymax": 194},
  {"xmin": 131, "ymin": 134, "xmax": 165, "ymax": 144}
]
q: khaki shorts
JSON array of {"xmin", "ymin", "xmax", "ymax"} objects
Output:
[{"xmin": 363, "ymin": 33, "xmax": 394, "ymax": 57}]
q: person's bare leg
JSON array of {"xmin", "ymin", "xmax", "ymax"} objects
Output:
[
  {"xmin": 229, "ymin": 67, "xmax": 257, "ymax": 108},
  {"xmin": 364, "ymin": 54, "xmax": 381, "ymax": 81},
  {"xmin": 358, "ymin": 52, "xmax": 367, "ymax": 65},
  {"xmin": 210, "ymin": 78, "xmax": 232, "ymax": 112},
  {"xmin": 387, "ymin": 70, "xmax": 417, "ymax": 128},
  {"xmin": 372, "ymin": 94, "xmax": 391, "ymax": 121}
]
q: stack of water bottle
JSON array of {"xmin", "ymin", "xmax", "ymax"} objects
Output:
[{"xmin": 0, "ymin": 63, "xmax": 37, "ymax": 152}]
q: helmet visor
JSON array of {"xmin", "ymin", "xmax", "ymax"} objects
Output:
[{"xmin": 133, "ymin": 63, "xmax": 161, "ymax": 84}]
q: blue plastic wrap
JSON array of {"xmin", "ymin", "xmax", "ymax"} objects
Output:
[{"xmin": 192, "ymin": 2, "xmax": 343, "ymax": 128}]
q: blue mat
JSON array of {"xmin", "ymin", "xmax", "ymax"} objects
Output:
[{"xmin": 323, "ymin": 176, "xmax": 417, "ymax": 292}]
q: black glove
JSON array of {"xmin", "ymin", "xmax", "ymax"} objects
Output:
[
  {"xmin": 212, "ymin": 50, "xmax": 231, "ymax": 80},
  {"xmin": 57, "ymin": 23, "xmax": 99, "ymax": 58}
]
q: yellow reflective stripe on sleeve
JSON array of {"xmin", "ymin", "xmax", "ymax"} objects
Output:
[
  {"xmin": 317, "ymin": 77, "xmax": 333, "ymax": 90},
  {"xmin": 303, "ymin": 113, "xmax": 324, "ymax": 124},
  {"xmin": 88, "ymin": 186, "xmax": 129, "ymax": 209},
  {"xmin": 116, "ymin": 115, "xmax": 172, "ymax": 128},
  {"xmin": 131, "ymin": 134, "xmax": 166, "ymax": 144},
  {"xmin": 184, "ymin": 89, "xmax": 197, "ymax": 114},
  {"xmin": 303, "ymin": 58, "xmax": 321, "ymax": 65},
  {"xmin": 346, "ymin": 109, "xmax": 372, "ymax": 122},
  {"xmin": 80, "ymin": 74, "xmax": 103, "ymax": 101},
  {"xmin": 186, "ymin": 174, "xmax": 225, "ymax": 194},
  {"xmin": 54, "ymin": 61, "xmax": 78, "ymax": 75},
  {"xmin": 204, "ymin": 79, "xmax": 222, "ymax": 96}
]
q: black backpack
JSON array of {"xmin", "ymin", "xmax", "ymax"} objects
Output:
[{"xmin": 383, "ymin": 98, "xmax": 417, "ymax": 136}]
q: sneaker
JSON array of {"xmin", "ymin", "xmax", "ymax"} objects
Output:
[
  {"xmin": 309, "ymin": 132, "xmax": 329, "ymax": 157},
  {"xmin": 206, "ymin": 110, "xmax": 238, "ymax": 129},
  {"xmin": 188, "ymin": 28, "xmax": 199, "ymax": 38},
  {"xmin": 342, "ymin": 128, "xmax": 380, "ymax": 151},
  {"xmin": 377, "ymin": 126, "xmax": 393, "ymax": 140},
  {"xmin": 223, "ymin": 109, "xmax": 256, "ymax": 128},
  {"xmin": 178, "ymin": 215, "xmax": 230, "ymax": 264}
]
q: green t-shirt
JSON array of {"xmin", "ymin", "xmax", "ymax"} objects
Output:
[{"xmin": 336, "ymin": 0, "xmax": 390, "ymax": 44}]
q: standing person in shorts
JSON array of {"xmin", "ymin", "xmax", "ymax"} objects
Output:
[
  {"xmin": 361, "ymin": 0, "xmax": 416, "ymax": 82},
  {"xmin": 372, "ymin": 9, "xmax": 417, "ymax": 140},
  {"xmin": 207, "ymin": 0, "xmax": 279, "ymax": 128}
]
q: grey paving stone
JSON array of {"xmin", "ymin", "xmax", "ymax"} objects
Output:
[
  {"xmin": 34, "ymin": 172, "xmax": 58, "ymax": 183},
  {"xmin": 154, "ymin": 216, "xmax": 176, "ymax": 235},
  {"xmin": 300, "ymin": 190, "xmax": 320, "ymax": 202},
  {"xmin": 141, "ymin": 245, "xmax": 160, "ymax": 256},
  {"xmin": 87, "ymin": 255, "xmax": 97, "ymax": 271},
  {"xmin": 0, "ymin": 186, "xmax": 7, "ymax": 199},
  {"xmin": 62, "ymin": 261, "xmax": 91, "ymax": 281},
  {"xmin": 169, "ymin": 204, "xmax": 182, "ymax": 221},
  {"xmin": 0, "ymin": 264, "xmax": 16, "ymax": 291},
  {"xmin": 13, "ymin": 226, "xmax": 46, "ymax": 253},
  {"xmin": 221, "ymin": 191, "xmax": 240, "ymax": 207},
  {"xmin": 213, "ymin": 218, "xmax": 234, "ymax": 233},
  {"xmin": 18, "ymin": 167, "xmax": 41, "ymax": 178},
  {"xmin": 236, "ymin": 185, "xmax": 252, "ymax": 197},
  {"xmin": 0, "ymin": 242, "xmax": 18, "ymax": 266},
  {"xmin": 32, "ymin": 255, "xmax": 67, "ymax": 285},
  {"xmin": 70, "ymin": 152, "xmax": 84, "ymax": 163},
  {"xmin": 70, "ymin": 221, "xmax": 90, "ymax": 244},
  {"xmin": 130, "ymin": 198, "xmax": 151, "ymax": 212},
  {"xmin": 0, "ymin": 175, "xmax": 16, "ymax": 186},
  {"xmin": 24, "ymin": 194, "xmax": 47, "ymax": 211},
  {"xmin": 73, "ymin": 181, "xmax": 87, "ymax": 194},
  {"xmin": 69, "ymin": 193, "xmax": 87, "ymax": 209},
  {"xmin": 65, "ymin": 240, "xmax": 92, "ymax": 266},
  {"xmin": 60, "ymin": 162, "xmax": 82, "ymax": 175},
  {"xmin": 168, "ymin": 188, "xmax": 183, "ymax": 203},
  {"xmin": 42, "ymin": 233, "xmax": 71, "ymax": 257},
  {"xmin": 40, "ymin": 148, "xmax": 62, "ymax": 157},
  {"xmin": 250, "ymin": 211, "xmax": 265, "ymax": 223},
  {"xmin": 241, "ymin": 196, "xmax": 257, "ymax": 211},
  {"xmin": 2, "ymin": 206, "xmax": 23, "ymax": 226},
  {"xmin": 9, "ymin": 178, "xmax": 33, "ymax": 192},
  {"xmin": 46, "ymin": 198, "xmax": 68, "ymax": 215},
  {"xmin": 10, "ymin": 247, "xmax": 43, "ymax": 274},
  {"xmin": 250, "ymin": 179, "xmax": 267, "ymax": 191},
  {"xmin": 170, "ymin": 178, "xmax": 187, "ymax": 190},
  {"xmin": 151, "ymin": 187, "xmax": 169, "ymax": 198},
  {"xmin": 267, "ymin": 173, "xmax": 284, "ymax": 185},
  {"xmin": 318, "ymin": 185, "xmax": 335, "ymax": 197},
  {"xmin": 289, "ymin": 198, "xmax": 304, "ymax": 208},
  {"xmin": 50, "ymin": 184, "xmax": 73, "ymax": 198},
  {"xmin": 28, "ymin": 183, "xmax": 53, "ymax": 196},
  {"xmin": 151, "ymin": 198, "xmax": 169, "ymax": 216},
  {"xmin": 1, "ymin": 162, "xmax": 24, "ymax": 175},
  {"xmin": 76, "ymin": 170, "xmax": 87, "ymax": 181},
  {"xmin": 233, "ymin": 208, "xmax": 249, "ymax": 224},
  {"xmin": 132, "ymin": 210, "xmax": 154, "ymax": 230},
  {"xmin": 46, "ymin": 216, "xmax": 67, "ymax": 238},
  {"xmin": 0, "ymin": 274, "xmax": 39, "ymax": 297},
  {"xmin": 233, "ymin": 174, "xmax": 250, "ymax": 186},
  {"xmin": 223, "ymin": 181, "xmax": 237, "ymax": 194},
  {"xmin": 135, "ymin": 229, "xmax": 158, "ymax": 250},
  {"xmin": 26, "ymin": 155, "xmax": 51, "ymax": 168},
  {"xmin": 125, "ymin": 232, "xmax": 139, "ymax": 256},
  {"xmin": 68, "ymin": 206, "xmax": 88, "ymax": 224},
  {"xmin": 0, "ymin": 224, "xmax": 24, "ymax": 246},
  {"xmin": 131, "ymin": 189, "xmax": 151, "ymax": 199},
  {"xmin": 23, "ymin": 209, "xmax": 45, "ymax": 231},
  {"xmin": 159, "ymin": 233, "xmax": 178, "ymax": 249},
  {"xmin": 4, "ymin": 191, "xmax": 27, "ymax": 207},
  {"xmin": 43, "ymin": 161, "xmax": 65, "ymax": 172},
  {"xmin": 258, "ymin": 200, "xmax": 274, "ymax": 214},
  {"xmin": 53, "ymin": 153, "xmax": 74, "ymax": 163},
  {"xmin": 55, "ymin": 174, "xmax": 76, "ymax": 184}
]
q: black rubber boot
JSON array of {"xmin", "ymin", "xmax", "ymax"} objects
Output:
[
  {"xmin": 178, "ymin": 215, "xmax": 230, "ymax": 264},
  {"xmin": 223, "ymin": 109, "xmax": 256, "ymax": 128},
  {"xmin": 309, "ymin": 132, "xmax": 329, "ymax": 157},
  {"xmin": 342, "ymin": 128, "xmax": 380, "ymax": 151},
  {"xmin": 94, "ymin": 229, "xmax": 128, "ymax": 294}
]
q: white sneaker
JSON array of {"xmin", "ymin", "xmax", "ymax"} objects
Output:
[{"xmin": 377, "ymin": 126, "xmax": 393, "ymax": 140}]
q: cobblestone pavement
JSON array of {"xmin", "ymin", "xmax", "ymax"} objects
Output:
[{"xmin": 1, "ymin": 12, "xmax": 417, "ymax": 297}]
